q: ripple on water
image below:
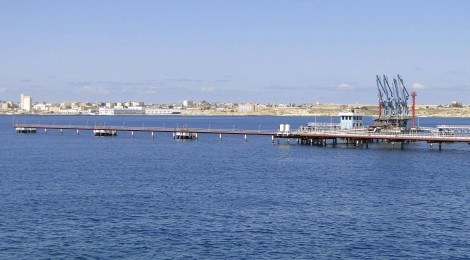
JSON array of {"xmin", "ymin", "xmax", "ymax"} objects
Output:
[{"xmin": 0, "ymin": 116, "xmax": 469, "ymax": 258}]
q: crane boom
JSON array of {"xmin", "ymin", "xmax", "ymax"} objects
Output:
[{"xmin": 374, "ymin": 74, "xmax": 411, "ymax": 129}]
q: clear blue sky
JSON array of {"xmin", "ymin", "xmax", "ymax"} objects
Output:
[{"xmin": 1, "ymin": 0, "xmax": 469, "ymax": 104}]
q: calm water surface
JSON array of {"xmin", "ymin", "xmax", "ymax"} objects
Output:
[{"xmin": 1, "ymin": 115, "xmax": 469, "ymax": 259}]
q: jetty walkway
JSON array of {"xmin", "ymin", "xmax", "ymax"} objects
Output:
[{"xmin": 13, "ymin": 123, "xmax": 470, "ymax": 150}]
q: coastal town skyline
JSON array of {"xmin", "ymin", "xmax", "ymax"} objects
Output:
[
  {"xmin": 1, "ymin": 1, "xmax": 470, "ymax": 104},
  {"xmin": 2, "ymin": 92, "xmax": 467, "ymax": 118}
]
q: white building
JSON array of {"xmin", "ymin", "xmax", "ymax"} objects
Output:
[
  {"xmin": 98, "ymin": 107, "xmax": 145, "ymax": 115},
  {"xmin": 114, "ymin": 102, "xmax": 125, "ymax": 109},
  {"xmin": 145, "ymin": 108, "xmax": 181, "ymax": 115},
  {"xmin": 183, "ymin": 100, "xmax": 194, "ymax": 108},
  {"xmin": 238, "ymin": 103, "xmax": 256, "ymax": 113},
  {"xmin": 21, "ymin": 94, "xmax": 32, "ymax": 111},
  {"xmin": 99, "ymin": 107, "xmax": 115, "ymax": 115},
  {"xmin": 339, "ymin": 109, "xmax": 365, "ymax": 130},
  {"xmin": 130, "ymin": 101, "xmax": 144, "ymax": 107},
  {"xmin": 58, "ymin": 108, "xmax": 81, "ymax": 115},
  {"xmin": 33, "ymin": 103, "xmax": 48, "ymax": 112}
]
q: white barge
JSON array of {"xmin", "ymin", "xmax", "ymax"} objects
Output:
[
  {"xmin": 93, "ymin": 129, "xmax": 117, "ymax": 136},
  {"xmin": 173, "ymin": 131, "xmax": 198, "ymax": 139},
  {"xmin": 15, "ymin": 127, "xmax": 37, "ymax": 133}
]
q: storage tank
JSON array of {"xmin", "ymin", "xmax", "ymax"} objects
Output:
[
  {"xmin": 279, "ymin": 124, "xmax": 285, "ymax": 132},
  {"xmin": 285, "ymin": 124, "xmax": 291, "ymax": 133}
]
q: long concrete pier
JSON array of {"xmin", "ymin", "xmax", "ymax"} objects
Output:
[
  {"xmin": 13, "ymin": 123, "xmax": 470, "ymax": 150},
  {"xmin": 13, "ymin": 124, "xmax": 278, "ymax": 136}
]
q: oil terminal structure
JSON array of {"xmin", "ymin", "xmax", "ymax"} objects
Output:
[{"xmin": 14, "ymin": 75, "xmax": 470, "ymax": 150}]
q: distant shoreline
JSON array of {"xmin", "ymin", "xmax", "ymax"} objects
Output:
[
  {"xmin": 177, "ymin": 104, "xmax": 470, "ymax": 118},
  {"xmin": 2, "ymin": 104, "xmax": 470, "ymax": 118}
]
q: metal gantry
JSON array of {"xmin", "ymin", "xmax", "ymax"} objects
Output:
[{"xmin": 375, "ymin": 74, "xmax": 410, "ymax": 128}]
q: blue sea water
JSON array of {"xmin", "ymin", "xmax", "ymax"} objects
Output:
[{"xmin": 1, "ymin": 115, "xmax": 469, "ymax": 259}]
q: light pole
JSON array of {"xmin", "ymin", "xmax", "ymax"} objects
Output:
[{"xmin": 314, "ymin": 116, "xmax": 317, "ymax": 132}]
